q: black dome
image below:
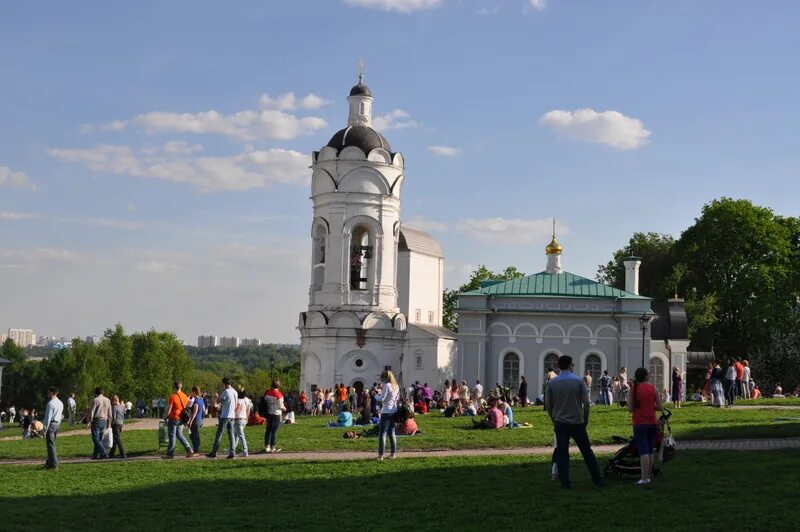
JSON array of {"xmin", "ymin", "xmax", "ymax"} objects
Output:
[
  {"xmin": 349, "ymin": 83, "xmax": 372, "ymax": 97},
  {"xmin": 327, "ymin": 126, "xmax": 392, "ymax": 153}
]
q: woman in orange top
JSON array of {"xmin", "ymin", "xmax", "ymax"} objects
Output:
[{"xmin": 629, "ymin": 367, "xmax": 663, "ymax": 485}]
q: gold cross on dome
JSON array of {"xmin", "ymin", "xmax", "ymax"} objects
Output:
[{"xmin": 358, "ymin": 59, "xmax": 366, "ymax": 82}]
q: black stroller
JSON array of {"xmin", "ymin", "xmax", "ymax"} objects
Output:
[{"xmin": 604, "ymin": 408, "xmax": 675, "ymax": 479}]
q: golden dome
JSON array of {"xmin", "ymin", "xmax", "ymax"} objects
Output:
[{"xmin": 546, "ymin": 236, "xmax": 562, "ymax": 255}]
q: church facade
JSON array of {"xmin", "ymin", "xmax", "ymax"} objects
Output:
[{"xmin": 298, "ymin": 76, "xmax": 688, "ymax": 401}]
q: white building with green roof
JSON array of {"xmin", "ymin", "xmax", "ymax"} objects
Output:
[{"xmin": 457, "ymin": 234, "xmax": 689, "ymax": 400}]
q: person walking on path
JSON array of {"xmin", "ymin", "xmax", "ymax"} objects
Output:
[
  {"xmin": 629, "ymin": 367, "xmax": 664, "ymax": 485},
  {"xmin": 545, "ymin": 355, "xmax": 604, "ymax": 489},
  {"xmin": 43, "ymin": 386, "xmax": 63, "ymax": 470},
  {"xmin": 233, "ymin": 391, "xmax": 250, "ymax": 457},
  {"xmin": 109, "ymin": 395, "xmax": 127, "ymax": 459},
  {"xmin": 88, "ymin": 387, "xmax": 112, "ymax": 460},
  {"xmin": 164, "ymin": 381, "xmax": 196, "ymax": 459},
  {"xmin": 187, "ymin": 386, "xmax": 205, "ymax": 454},
  {"xmin": 67, "ymin": 393, "xmax": 76, "ymax": 425},
  {"xmin": 208, "ymin": 378, "xmax": 238, "ymax": 459},
  {"xmin": 376, "ymin": 370, "xmax": 400, "ymax": 461},
  {"xmin": 262, "ymin": 380, "xmax": 287, "ymax": 453}
]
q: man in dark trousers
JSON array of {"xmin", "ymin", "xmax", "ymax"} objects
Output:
[{"xmin": 545, "ymin": 355, "xmax": 603, "ymax": 489}]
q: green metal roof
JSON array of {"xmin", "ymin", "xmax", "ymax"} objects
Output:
[{"xmin": 460, "ymin": 271, "xmax": 650, "ymax": 299}]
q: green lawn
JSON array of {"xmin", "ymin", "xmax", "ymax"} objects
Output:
[
  {"xmin": 0, "ymin": 402, "xmax": 797, "ymax": 461},
  {"xmin": 0, "ymin": 450, "xmax": 796, "ymax": 531}
]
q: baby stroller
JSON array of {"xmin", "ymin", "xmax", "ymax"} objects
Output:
[{"xmin": 604, "ymin": 408, "xmax": 675, "ymax": 479}]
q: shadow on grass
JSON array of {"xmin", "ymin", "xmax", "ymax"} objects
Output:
[
  {"xmin": 1, "ymin": 451, "xmax": 799, "ymax": 531},
  {"xmin": 675, "ymin": 421, "xmax": 800, "ymax": 441}
]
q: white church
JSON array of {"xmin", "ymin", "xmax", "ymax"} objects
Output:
[{"xmin": 298, "ymin": 76, "xmax": 689, "ymax": 401}]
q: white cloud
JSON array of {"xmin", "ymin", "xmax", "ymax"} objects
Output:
[
  {"xmin": 80, "ymin": 120, "xmax": 129, "ymax": 133},
  {"xmin": 528, "ymin": 0, "xmax": 547, "ymax": 12},
  {"xmin": 259, "ymin": 92, "xmax": 330, "ymax": 111},
  {"xmin": 373, "ymin": 109, "xmax": 418, "ymax": 130},
  {"xmin": 403, "ymin": 215, "xmax": 447, "ymax": 233},
  {"xmin": 0, "ymin": 248, "xmax": 84, "ymax": 268},
  {"xmin": 85, "ymin": 218, "xmax": 147, "ymax": 231},
  {"xmin": 0, "ymin": 211, "xmax": 37, "ymax": 221},
  {"xmin": 49, "ymin": 142, "xmax": 309, "ymax": 192},
  {"xmin": 539, "ymin": 108, "xmax": 651, "ymax": 149},
  {"xmin": 456, "ymin": 217, "xmax": 567, "ymax": 244},
  {"xmin": 0, "ymin": 165, "xmax": 35, "ymax": 190},
  {"xmin": 136, "ymin": 261, "xmax": 182, "ymax": 273},
  {"xmin": 428, "ymin": 145, "xmax": 460, "ymax": 156},
  {"xmin": 343, "ymin": 0, "xmax": 442, "ymax": 13},
  {"xmin": 477, "ymin": 6, "xmax": 499, "ymax": 15}
]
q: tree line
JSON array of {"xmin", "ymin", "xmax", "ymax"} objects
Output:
[{"xmin": 0, "ymin": 325, "xmax": 301, "ymax": 411}]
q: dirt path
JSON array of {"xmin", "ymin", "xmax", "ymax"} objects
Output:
[{"xmin": 1, "ymin": 436, "xmax": 798, "ymax": 466}]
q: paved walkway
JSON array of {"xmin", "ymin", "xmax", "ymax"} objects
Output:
[{"xmin": 1, "ymin": 436, "xmax": 798, "ymax": 466}]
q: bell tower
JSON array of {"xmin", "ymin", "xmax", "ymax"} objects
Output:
[{"xmin": 299, "ymin": 71, "xmax": 408, "ymax": 396}]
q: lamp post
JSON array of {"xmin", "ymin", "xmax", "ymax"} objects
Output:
[{"xmin": 639, "ymin": 313, "xmax": 653, "ymax": 369}]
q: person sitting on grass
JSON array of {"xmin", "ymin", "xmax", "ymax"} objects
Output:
[
  {"xmin": 443, "ymin": 400, "xmax": 463, "ymax": 418},
  {"xmin": 328, "ymin": 404, "xmax": 353, "ymax": 427},
  {"xmin": 793, "ymin": 384, "xmax": 800, "ymax": 397},
  {"xmin": 395, "ymin": 412, "xmax": 421, "ymax": 436},
  {"xmin": 773, "ymin": 383, "xmax": 784, "ymax": 398},
  {"xmin": 355, "ymin": 406, "xmax": 372, "ymax": 426},
  {"xmin": 471, "ymin": 397, "xmax": 504, "ymax": 429},
  {"xmin": 414, "ymin": 400, "xmax": 428, "ymax": 415},
  {"xmin": 500, "ymin": 401, "xmax": 521, "ymax": 428},
  {"xmin": 464, "ymin": 400, "xmax": 477, "ymax": 417},
  {"xmin": 751, "ymin": 385, "xmax": 761, "ymax": 399}
]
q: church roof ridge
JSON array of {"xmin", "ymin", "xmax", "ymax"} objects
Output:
[{"xmin": 460, "ymin": 271, "xmax": 650, "ymax": 299}]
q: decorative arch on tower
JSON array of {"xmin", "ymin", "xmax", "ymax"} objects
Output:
[{"xmin": 338, "ymin": 166, "xmax": 391, "ymax": 195}]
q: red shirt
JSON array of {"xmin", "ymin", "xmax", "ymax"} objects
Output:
[
  {"xmin": 167, "ymin": 391, "xmax": 189, "ymax": 421},
  {"xmin": 735, "ymin": 362, "xmax": 744, "ymax": 380},
  {"xmin": 631, "ymin": 382, "xmax": 658, "ymax": 426},
  {"xmin": 487, "ymin": 407, "xmax": 503, "ymax": 429}
]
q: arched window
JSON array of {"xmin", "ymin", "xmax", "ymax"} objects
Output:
[
  {"xmin": 649, "ymin": 357, "xmax": 665, "ymax": 394},
  {"xmin": 350, "ymin": 227, "xmax": 373, "ymax": 291},
  {"xmin": 543, "ymin": 352, "xmax": 559, "ymax": 380},
  {"xmin": 503, "ymin": 352, "xmax": 520, "ymax": 392},
  {"xmin": 585, "ymin": 354, "xmax": 602, "ymax": 399}
]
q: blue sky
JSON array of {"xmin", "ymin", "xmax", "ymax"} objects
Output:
[{"xmin": 1, "ymin": 0, "xmax": 798, "ymax": 344}]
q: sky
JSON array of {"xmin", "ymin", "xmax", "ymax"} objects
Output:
[{"xmin": 1, "ymin": 0, "xmax": 798, "ymax": 345}]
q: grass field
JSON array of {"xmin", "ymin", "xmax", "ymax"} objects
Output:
[
  {"xmin": 1, "ymin": 402, "xmax": 798, "ymax": 460},
  {"xmin": 0, "ymin": 450, "xmax": 797, "ymax": 531}
]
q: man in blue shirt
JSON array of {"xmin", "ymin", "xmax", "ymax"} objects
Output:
[
  {"xmin": 207, "ymin": 378, "xmax": 238, "ymax": 459},
  {"xmin": 43, "ymin": 386, "xmax": 64, "ymax": 470},
  {"xmin": 545, "ymin": 355, "xmax": 603, "ymax": 489},
  {"xmin": 187, "ymin": 386, "xmax": 205, "ymax": 454}
]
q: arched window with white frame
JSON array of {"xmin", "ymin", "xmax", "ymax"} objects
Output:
[
  {"xmin": 584, "ymin": 354, "xmax": 602, "ymax": 399},
  {"xmin": 649, "ymin": 357, "xmax": 665, "ymax": 395},
  {"xmin": 503, "ymin": 352, "xmax": 520, "ymax": 392},
  {"xmin": 349, "ymin": 226, "xmax": 373, "ymax": 291}
]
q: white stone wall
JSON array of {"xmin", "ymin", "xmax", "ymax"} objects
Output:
[{"xmin": 397, "ymin": 250, "xmax": 443, "ymax": 326}]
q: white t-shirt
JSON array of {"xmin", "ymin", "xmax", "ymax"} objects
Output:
[
  {"xmin": 234, "ymin": 397, "xmax": 249, "ymax": 420},
  {"xmin": 473, "ymin": 384, "xmax": 483, "ymax": 398},
  {"xmin": 68, "ymin": 397, "xmax": 76, "ymax": 411},
  {"xmin": 219, "ymin": 387, "xmax": 239, "ymax": 419}
]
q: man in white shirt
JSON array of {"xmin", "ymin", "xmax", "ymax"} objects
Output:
[
  {"xmin": 43, "ymin": 386, "xmax": 64, "ymax": 470},
  {"xmin": 67, "ymin": 393, "xmax": 77, "ymax": 425},
  {"xmin": 473, "ymin": 380, "xmax": 484, "ymax": 401},
  {"xmin": 207, "ymin": 377, "xmax": 238, "ymax": 459},
  {"xmin": 742, "ymin": 361, "xmax": 751, "ymax": 400}
]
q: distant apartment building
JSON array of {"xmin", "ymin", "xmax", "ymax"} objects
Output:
[
  {"xmin": 85, "ymin": 335, "xmax": 102, "ymax": 345},
  {"xmin": 197, "ymin": 335, "xmax": 219, "ymax": 349},
  {"xmin": 8, "ymin": 328, "xmax": 35, "ymax": 348},
  {"xmin": 240, "ymin": 338, "xmax": 261, "ymax": 347},
  {"xmin": 0, "ymin": 332, "xmax": 6, "ymax": 344},
  {"xmin": 219, "ymin": 336, "xmax": 241, "ymax": 348}
]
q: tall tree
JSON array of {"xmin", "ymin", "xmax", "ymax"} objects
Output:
[
  {"xmin": 99, "ymin": 323, "xmax": 134, "ymax": 399},
  {"xmin": 675, "ymin": 198, "xmax": 797, "ymax": 355},
  {"xmin": 596, "ymin": 232, "xmax": 678, "ymax": 298},
  {"xmin": 442, "ymin": 265, "xmax": 524, "ymax": 331}
]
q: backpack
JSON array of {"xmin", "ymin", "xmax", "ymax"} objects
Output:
[{"xmin": 179, "ymin": 395, "xmax": 191, "ymax": 424}]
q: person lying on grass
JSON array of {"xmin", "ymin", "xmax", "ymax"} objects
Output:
[{"xmin": 470, "ymin": 397, "xmax": 503, "ymax": 429}]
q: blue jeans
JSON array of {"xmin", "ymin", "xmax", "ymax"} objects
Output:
[
  {"xmin": 91, "ymin": 419, "xmax": 108, "ymax": 459},
  {"xmin": 45, "ymin": 422, "xmax": 60, "ymax": 468},
  {"xmin": 189, "ymin": 420, "xmax": 202, "ymax": 452},
  {"xmin": 378, "ymin": 413, "xmax": 396, "ymax": 457},
  {"xmin": 553, "ymin": 421, "xmax": 602, "ymax": 488},
  {"xmin": 209, "ymin": 417, "xmax": 236, "ymax": 457},
  {"xmin": 265, "ymin": 414, "xmax": 281, "ymax": 448},
  {"xmin": 167, "ymin": 419, "xmax": 193, "ymax": 455},
  {"xmin": 233, "ymin": 419, "xmax": 248, "ymax": 454}
]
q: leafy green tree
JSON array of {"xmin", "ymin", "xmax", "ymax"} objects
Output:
[
  {"xmin": 131, "ymin": 330, "xmax": 170, "ymax": 402},
  {"xmin": 99, "ymin": 323, "xmax": 134, "ymax": 399},
  {"xmin": 442, "ymin": 265, "xmax": 525, "ymax": 331},
  {"xmin": 750, "ymin": 306, "xmax": 800, "ymax": 394},
  {"xmin": 596, "ymin": 232, "xmax": 678, "ymax": 298},
  {"xmin": 70, "ymin": 338, "xmax": 111, "ymax": 408},
  {"xmin": 675, "ymin": 198, "xmax": 797, "ymax": 354}
]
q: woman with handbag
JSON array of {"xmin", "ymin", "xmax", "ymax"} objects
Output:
[{"xmin": 376, "ymin": 370, "xmax": 400, "ymax": 461}]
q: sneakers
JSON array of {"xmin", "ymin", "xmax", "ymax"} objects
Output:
[
  {"xmin": 265, "ymin": 446, "xmax": 271, "ymax": 454},
  {"xmin": 635, "ymin": 479, "xmax": 651, "ymax": 485},
  {"xmin": 377, "ymin": 456, "xmax": 384, "ymax": 461},
  {"xmin": 272, "ymin": 448, "xmax": 281, "ymax": 453},
  {"xmin": 162, "ymin": 454, "xmax": 174, "ymax": 459},
  {"xmin": 241, "ymin": 452, "xmax": 249, "ymax": 458},
  {"xmin": 388, "ymin": 453, "xmax": 397, "ymax": 459},
  {"xmin": 226, "ymin": 454, "xmax": 236, "ymax": 459}
]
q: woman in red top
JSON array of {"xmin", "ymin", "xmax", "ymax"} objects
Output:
[{"xmin": 629, "ymin": 367, "xmax": 664, "ymax": 485}]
